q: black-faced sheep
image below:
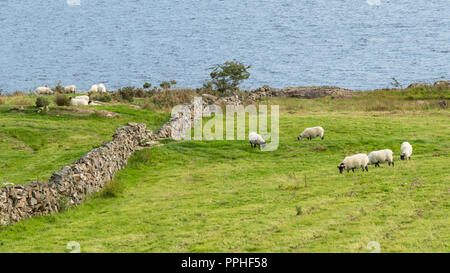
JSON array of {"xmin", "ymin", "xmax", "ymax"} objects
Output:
[
  {"xmin": 64, "ymin": 85, "xmax": 76, "ymax": 94},
  {"xmin": 368, "ymin": 149, "xmax": 394, "ymax": 167},
  {"xmin": 298, "ymin": 126, "xmax": 324, "ymax": 141},
  {"xmin": 249, "ymin": 132, "xmax": 266, "ymax": 149},
  {"xmin": 400, "ymin": 142, "xmax": 413, "ymax": 160},
  {"xmin": 337, "ymin": 153, "xmax": 369, "ymax": 174}
]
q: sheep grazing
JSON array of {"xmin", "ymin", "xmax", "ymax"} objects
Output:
[
  {"xmin": 298, "ymin": 126, "xmax": 324, "ymax": 141},
  {"xmin": 400, "ymin": 142, "xmax": 413, "ymax": 160},
  {"xmin": 368, "ymin": 149, "xmax": 394, "ymax": 167},
  {"xmin": 337, "ymin": 153, "xmax": 369, "ymax": 174},
  {"xmin": 98, "ymin": 83, "xmax": 106, "ymax": 93},
  {"xmin": 70, "ymin": 97, "xmax": 89, "ymax": 106},
  {"xmin": 88, "ymin": 84, "xmax": 98, "ymax": 93},
  {"xmin": 64, "ymin": 85, "xmax": 76, "ymax": 94},
  {"xmin": 249, "ymin": 132, "xmax": 266, "ymax": 149},
  {"xmin": 35, "ymin": 86, "xmax": 53, "ymax": 95}
]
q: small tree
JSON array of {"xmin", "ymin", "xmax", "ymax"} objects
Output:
[
  {"xmin": 160, "ymin": 81, "xmax": 171, "ymax": 90},
  {"xmin": 143, "ymin": 82, "xmax": 152, "ymax": 89},
  {"xmin": 208, "ymin": 61, "xmax": 251, "ymax": 93},
  {"xmin": 53, "ymin": 81, "xmax": 65, "ymax": 93}
]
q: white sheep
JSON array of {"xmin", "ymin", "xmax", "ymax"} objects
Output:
[
  {"xmin": 35, "ymin": 86, "xmax": 53, "ymax": 95},
  {"xmin": 337, "ymin": 153, "xmax": 369, "ymax": 174},
  {"xmin": 368, "ymin": 149, "xmax": 394, "ymax": 167},
  {"xmin": 249, "ymin": 132, "xmax": 266, "ymax": 149},
  {"xmin": 98, "ymin": 83, "xmax": 106, "ymax": 93},
  {"xmin": 70, "ymin": 98, "xmax": 89, "ymax": 106},
  {"xmin": 88, "ymin": 84, "xmax": 98, "ymax": 93},
  {"xmin": 400, "ymin": 142, "xmax": 413, "ymax": 160},
  {"xmin": 64, "ymin": 85, "xmax": 76, "ymax": 93},
  {"xmin": 298, "ymin": 126, "xmax": 324, "ymax": 141},
  {"xmin": 75, "ymin": 95, "xmax": 90, "ymax": 102}
]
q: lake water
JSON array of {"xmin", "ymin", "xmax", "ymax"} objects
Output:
[{"xmin": 0, "ymin": 0, "xmax": 449, "ymax": 92}]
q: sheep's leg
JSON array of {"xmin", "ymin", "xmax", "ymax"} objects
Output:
[
  {"xmin": 365, "ymin": 166, "xmax": 368, "ymax": 172},
  {"xmin": 392, "ymin": 161, "xmax": 394, "ymax": 167},
  {"xmin": 321, "ymin": 136, "xmax": 324, "ymax": 140},
  {"xmin": 352, "ymin": 168, "xmax": 355, "ymax": 173},
  {"xmin": 347, "ymin": 169, "xmax": 350, "ymax": 173}
]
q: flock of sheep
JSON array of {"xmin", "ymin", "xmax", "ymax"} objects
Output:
[
  {"xmin": 249, "ymin": 127, "xmax": 413, "ymax": 174},
  {"xmin": 35, "ymin": 83, "xmax": 107, "ymax": 106}
]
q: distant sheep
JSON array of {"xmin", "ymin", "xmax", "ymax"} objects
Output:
[
  {"xmin": 70, "ymin": 97, "xmax": 88, "ymax": 106},
  {"xmin": 249, "ymin": 132, "xmax": 266, "ymax": 149},
  {"xmin": 337, "ymin": 153, "xmax": 369, "ymax": 174},
  {"xmin": 298, "ymin": 126, "xmax": 324, "ymax": 140},
  {"xmin": 368, "ymin": 149, "xmax": 394, "ymax": 167},
  {"xmin": 98, "ymin": 83, "xmax": 106, "ymax": 93},
  {"xmin": 35, "ymin": 86, "xmax": 53, "ymax": 95},
  {"xmin": 75, "ymin": 95, "xmax": 90, "ymax": 102},
  {"xmin": 64, "ymin": 85, "xmax": 76, "ymax": 94},
  {"xmin": 88, "ymin": 84, "xmax": 98, "ymax": 93},
  {"xmin": 400, "ymin": 142, "xmax": 413, "ymax": 160}
]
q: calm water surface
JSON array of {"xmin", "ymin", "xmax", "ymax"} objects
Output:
[{"xmin": 0, "ymin": 0, "xmax": 449, "ymax": 92}]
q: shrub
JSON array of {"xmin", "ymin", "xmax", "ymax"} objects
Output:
[
  {"xmin": 160, "ymin": 81, "xmax": 171, "ymax": 90},
  {"xmin": 35, "ymin": 97, "xmax": 50, "ymax": 108},
  {"xmin": 90, "ymin": 93, "xmax": 112, "ymax": 102},
  {"xmin": 116, "ymin": 86, "xmax": 136, "ymax": 102},
  {"xmin": 55, "ymin": 93, "xmax": 71, "ymax": 106},
  {"xmin": 115, "ymin": 86, "xmax": 148, "ymax": 102},
  {"xmin": 143, "ymin": 82, "xmax": 152, "ymax": 89},
  {"xmin": 207, "ymin": 60, "xmax": 251, "ymax": 94},
  {"xmin": 150, "ymin": 89, "xmax": 197, "ymax": 109}
]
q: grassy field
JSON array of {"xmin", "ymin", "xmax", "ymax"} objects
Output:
[{"xmin": 0, "ymin": 90, "xmax": 449, "ymax": 252}]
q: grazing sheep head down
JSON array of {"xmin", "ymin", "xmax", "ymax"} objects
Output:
[
  {"xmin": 400, "ymin": 153, "xmax": 406, "ymax": 160},
  {"xmin": 297, "ymin": 135, "xmax": 302, "ymax": 141},
  {"xmin": 261, "ymin": 142, "xmax": 267, "ymax": 149},
  {"xmin": 337, "ymin": 163, "xmax": 345, "ymax": 174}
]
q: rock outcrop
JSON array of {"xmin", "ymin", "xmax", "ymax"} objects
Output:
[{"xmin": 249, "ymin": 85, "xmax": 353, "ymax": 101}]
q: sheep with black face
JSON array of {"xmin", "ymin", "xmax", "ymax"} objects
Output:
[
  {"xmin": 298, "ymin": 126, "xmax": 324, "ymax": 141},
  {"xmin": 249, "ymin": 132, "xmax": 266, "ymax": 149},
  {"xmin": 400, "ymin": 142, "xmax": 413, "ymax": 160},
  {"xmin": 337, "ymin": 153, "xmax": 369, "ymax": 174}
]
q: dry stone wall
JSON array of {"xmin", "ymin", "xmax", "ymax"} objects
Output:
[
  {"xmin": 0, "ymin": 96, "xmax": 232, "ymax": 226},
  {"xmin": 0, "ymin": 123, "xmax": 154, "ymax": 225}
]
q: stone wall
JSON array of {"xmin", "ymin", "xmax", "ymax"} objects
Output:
[
  {"xmin": 156, "ymin": 97, "xmax": 203, "ymax": 140},
  {"xmin": 0, "ymin": 96, "xmax": 232, "ymax": 226},
  {"xmin": 0, "ymin": 123, "xmax": 154, "ymax": 225}
]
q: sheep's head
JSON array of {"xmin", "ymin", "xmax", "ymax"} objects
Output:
[
  {"xmin": 261, "ymin": 142, "xmax": 267, "ymax": 149},
  {"xmin": 400, "ymin": 153, "xmax": 406, "ymax": 160},
  {"xmin": 297, "ymin": 135, "xmax": 302, "ymax": 141},
  {"xmin": 337, "ymin": 163, "xmax": 345, "ymax": 174}
]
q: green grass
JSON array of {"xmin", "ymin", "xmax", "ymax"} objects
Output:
[
  {"xmin": 0, "ymin": 103, "xmax": 169, "ymax": 184},
  {"xmin": 0, "ymin": 92, "xmax": 449, "ymax": 252}
]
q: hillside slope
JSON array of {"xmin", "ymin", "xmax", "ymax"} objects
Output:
[{"xmin": 0, "ymin": 95, "xmax": 448, "ymax": 252}]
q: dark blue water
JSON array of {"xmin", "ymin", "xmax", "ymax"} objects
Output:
[{"xmin": 0, "ymin": 0, "xmax": 449, "ymax": 92}]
